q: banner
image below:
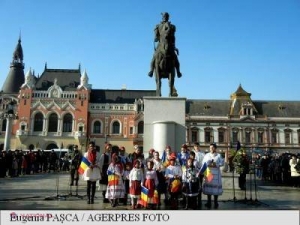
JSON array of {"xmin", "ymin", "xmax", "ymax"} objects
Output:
[{"xmin": 1, "ymin": 210, "xmax": 299, "ymax": 225}]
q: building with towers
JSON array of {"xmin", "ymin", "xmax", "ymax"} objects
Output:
[{"xmin": 1, "ymin": 38, "xmax": 300, "ymax": 156}]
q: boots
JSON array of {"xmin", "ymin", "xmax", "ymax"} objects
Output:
[
  {"xmin": 184, "ymin": 197, "xmax": 189, "ymax": 210},
  {"xmin": 87, "ymin": 181, "xmax": 91, "ymax": 204},
  {"xmin": 102, "ymin": 191, "xmax": 109, "ymax": 203},
  {"xmin": 205, "ymin": 195, "xmax": 212, "ymax": 209},
  {"xmin": 198, "ymin": 191, "xmax": 202, "ymax": 208},
  {"xmin": 123, "ymin": 194, "xmax": 128, "ymax": 205},
  {"xmin": 91, "ymin": 182, "xmax": 96, "ymax": 204},
  {"xmin": 214, "ymin": 195, "xmax": 219, "ymax": 209}
]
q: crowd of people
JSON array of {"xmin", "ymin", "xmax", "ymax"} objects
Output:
[
  {"xmin": 0, "ymin": 149, "xmax": 70, "ymax": 178},
  {"xmin": 81, "ymin": 141, "xmax": 224, "ymax": 210}
]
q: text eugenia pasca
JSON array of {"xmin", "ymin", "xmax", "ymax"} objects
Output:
[{"xmin": 10, "ymin": 212, "xmax": 170, "ymax": 223}]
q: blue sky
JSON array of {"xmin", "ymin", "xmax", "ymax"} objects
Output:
[{"xmin": 0, "ymin": 0, "xmax": 300, "ymax": 100}]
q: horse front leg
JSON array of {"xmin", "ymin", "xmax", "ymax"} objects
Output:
[
  {"xmin": 156, "ymin": 73, "xmax": 162, "ymax": 97},
  {"xmin": 168, "ymin": 72, "xmax": 175, "ymax": 97}
]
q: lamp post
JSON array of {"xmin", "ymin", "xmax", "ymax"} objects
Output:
[{"xmin": 2, "ymin": 101, "xmax": 17, "ymax": 152}]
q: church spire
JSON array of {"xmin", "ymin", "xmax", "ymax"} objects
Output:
[{"xmin": 1, "ymin": 37, "xmax": 25, "ymax": 93}]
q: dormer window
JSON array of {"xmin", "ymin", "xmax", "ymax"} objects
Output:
[{"xmin": 241, "ymin": 102, "xmax": 253, "ymax": 116}]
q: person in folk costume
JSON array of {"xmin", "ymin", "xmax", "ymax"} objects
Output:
[
  {"xmin": 99, "ymin": 143, "xmax": 112, "ymax": 203},
  {"xmin": 143, "ymin": 160, "xmax": 159, "ymax": 209},
  {"xmin": 122, "ymin": 162, "xmax": 132, "ymax": 205},
  {"xmin": 182, "ymin": 158, "xmax": 200, "ymax": 209},
  {"xmin": 105, "ymin": 153, "xmax": 125, "ymax": 207},
  {"xmin": 161, "ymin": 145, "xmax": 173, "ymax": 168},
  {"xmin": 118, "ymin": 146, "xmax": 131, "ymax": 205},
  {"xmin": 119, "ymin": 146, "xmax": 131, "ymax": 166},
  {"xmin": 177, "ymin": 144, "xmax": 190, "ymax": 170},
  {"xmin": 193, "ymin": 142, "xmax": 205, "ymax": 207},
  {"xmin": 152, "ymin": 151, "xmax": 166, "ymax": 206},
  {"xmin": 165, "ymin": 153, "xmax": 182, "ymax": 209},
  {"xmin": 82, "ymin": 141, "xmax": 101, "ymax": 204},
  {"xmin": 145, "ymin": 148, "xmax": 155, "ymax": 164},
  {"xmin": 129, "ymin": 145, "xmax": 144, "ymax": 163},
  {"xmin": 129, "ymin": 159, "xmax": 144, "ymax": 209},
  {"xmin": 202, "ymin": 143, "xmax": 224, "ymax": 209}
]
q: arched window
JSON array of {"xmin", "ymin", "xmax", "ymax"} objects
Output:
[
  {"xmin": 48, "ymin": 113, "xmax": 58, "ymax": 132},
  {"xmin": 93, "ymin": 121, "xmax": 101, "ymax": 134},
  {"xmin": 1, "ymin": 119, "xmax": 7, "ymax": 132},
  {"xmin": 112, "ymin": 121, "xmax": 120, "ymax": 134},
  {"xmin": 62, "ymin": 113, "xmax": 73, "ymax": 132},
  {"xmin": 137, "ymin": 121, "xmax": 144, "ymax": 134},
  {"xmin": 33, "ymin": 112, "xmax": 44, "ymax": 132}
]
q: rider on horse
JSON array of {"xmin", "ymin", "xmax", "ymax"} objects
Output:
[{"xmin": 148, "ymin": 12, "xmax": 182, "ymax": 78}]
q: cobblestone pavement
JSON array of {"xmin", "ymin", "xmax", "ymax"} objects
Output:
[{"xmin": 0, "ymin": 172, "xmax": 299, "ymax": 210}]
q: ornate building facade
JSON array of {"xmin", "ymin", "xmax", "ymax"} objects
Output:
[{"xmin": 1, "ymin": 38, "xmax": 300, "ymax": 155}]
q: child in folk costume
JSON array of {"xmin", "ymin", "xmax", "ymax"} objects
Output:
[
  {"xmin": 152, "ymin": 151, "xmax": 166, "ymax": 206},
  {"xmin": 105, "ymin": 153, "xmax": 125, "ymax": 207},
  {"xmin": 143, "ymin": 160, "xmax": 159, "ymax": 209},
  {"xmin": 82, "ymin": 141, "xmax": 101, "ymax": 204},
  {"xmin": 182, "ymin": 158, "xmax": 200, "ymax": 209},
  {"xmin": 129, "ymin": 160, "xmax": 144, "ymax": 209},
  {"xmin": 202, "ymin": 143, "xmax": 224, "ymax": 209},
  {"xmin": 165, "ymin": 153, "xmax": 182, "ymax": 209},
  {"xmin": 122, "ymin": 162, "xmax": 132, "ymax": 205}
]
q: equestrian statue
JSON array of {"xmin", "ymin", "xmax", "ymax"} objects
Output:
[{"xmin": 148, "ymin": 12, "xmax": 182, "ymax": 97}]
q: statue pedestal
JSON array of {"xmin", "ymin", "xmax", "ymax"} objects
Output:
[{"xmin": 143, "ymin": 97, "xmax": 186, "ymax": 157}]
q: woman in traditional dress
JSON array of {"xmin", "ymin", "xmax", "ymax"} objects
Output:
[
  {"xmin": 105, "ymin": 153, "xmax": 125, "ymax": 207},
  {"xmin": 82, "ymin": 141, "xmax": 101, "ymax": 204},
  {"xmin": 129, "ymin": 160, "xmax": 144, "ymax": 209},
  {"xmin": 202, "ymin": 143, "xmax": 224, "ymax": 209},
  {"xmin": 143, "ymin": 160, "xmax": 159, "ymax": 209}
]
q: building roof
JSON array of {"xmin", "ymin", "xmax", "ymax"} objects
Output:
[
  {"xmin": 90, "ymin": 89, "xmax": 156, "ymax": 103},
  {"xmin": 187, "ymin": 99, "xmax": 300, "ymax": 118},
  {"xmin": 34, "ymin": 67, "xmax": 81, "ymax": 91}
]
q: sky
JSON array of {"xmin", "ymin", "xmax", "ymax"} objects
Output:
[{"xmin": 0, "ymin": 0, "xmax": 300, "ymax": 101}]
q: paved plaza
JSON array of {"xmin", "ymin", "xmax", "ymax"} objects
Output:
[{"xmin": 0, "ymin": 172, "xmax": 299, "ymax": 210}]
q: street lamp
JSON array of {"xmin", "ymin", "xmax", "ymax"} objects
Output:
[{"xmin": 1, "ymin": 101, "xmax": 17, "ymax": 152}]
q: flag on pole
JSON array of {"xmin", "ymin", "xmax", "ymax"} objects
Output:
[
  {"xmin": 107, "ymin": 170, "xmax": 119, "ymax": 185},
  {"xmin": 199, "ymin": 162, "xmax": 213, "ymax": 182},
  {"xmin": 140, "ymin": 186, "xmax": 149, "ymax": 207},
  {"xmin": 78, "ymin": 157, "xmax": 91, "ymax": 175}
]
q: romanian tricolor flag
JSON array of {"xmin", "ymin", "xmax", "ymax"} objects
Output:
[
  {"xmin": 107, "ymin": 170, "xmax": 119, "ymax": 186},
  {"xmin": 140, "ymin": 186, "xmax": 149, "ymax": 207},
  {"xmin": 170, "ymin": 178, "xmax": 182, "ymax": 193},
  {"xmin": 199, "ymin": 162, "xmax": 214, "ymax": 182},
  {"xmin": 78, "ymin": 157, "xmax": 91, "ymax": 175}
]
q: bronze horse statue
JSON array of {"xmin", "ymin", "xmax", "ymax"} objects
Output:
[{"xmin": 149, "ymin": 21, "xmax": 182, "ymax": 97}]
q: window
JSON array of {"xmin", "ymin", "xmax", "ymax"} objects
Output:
[
  {"xmin": 33, "ymin": 112, "xmax": 43, "ymax": 132},
  {"xmin": 112, "ymin": 121, "xmax": 120, "ymax": 134},
  {"xmin": 232, "ymin": 130, "xmax": 238, "ymax": 143},
  {"xmin": 218, "ymin": 128, "xmax": 225, "ymax": 143},
  {"xmin": 204, "ymin": 128, "xmax": 212, "ymax": 143},
  {"xmin": 130, "ymin": 127, "xmax": 134, "ymax": 135},
  {"xmin": 48, "ymin": 113, "xmax": 58, "ymax": 132},
  {"xmin": 284, "ymin": 129, "xmax": 292, "ymax": 145},
  {"xmin": 137, "ymin": 121, "xmax": 144, "ymax": 134},
  {"xmin": 271, "ymin": 129, "xmax": 278, "ymax": 144},
  {"xmin": 62, "ymin": 113, "xmax": 73, "ymax": 132},
  {"xmin": 1, "ymin": 119, "xmax": 6, "ymax": 132},
  {"xmin": 245, "ymin": 131, "xmax": 251, "ymax": 144},
  {"xmin": 93, "ymin": 121, "xmax": 101, "ymax": 134},
  {"xmin": 191, "ymin": 130, "xmax": 198, "ymax": 143},
  {"xmin": 257, "ymin": 131, "xmax": 264, "ymax": 144}
]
